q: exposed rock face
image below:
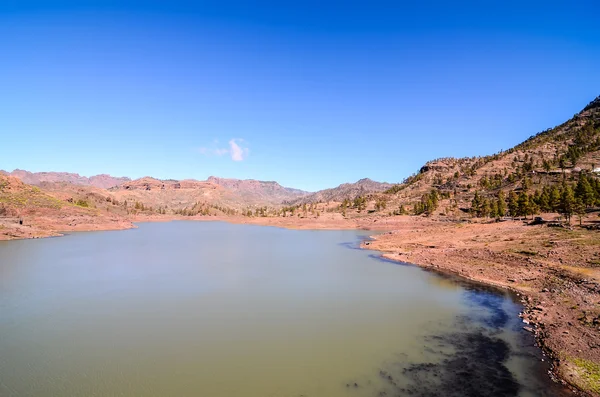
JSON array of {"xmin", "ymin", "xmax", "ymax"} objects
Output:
[
  {"xmin": 88, "ymin": 174, "xmax": 131, "ymax": 189},
  {"xmin": 206, "ymin": 176, "xmax": 309, "ymax": 202},
  {"xmin": 5, "ymin": 169, "xmax": 130, "ymax": 189},
  {"xmin": 112, "ymin": 177, "xmax": 218, "ymax": 192}
]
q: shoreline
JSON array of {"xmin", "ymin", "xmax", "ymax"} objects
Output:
[
  {"xmin": 0, "ymin": 214, "xmax": 598, "ymax": 395},
  {"xmin": 357, "ymin": 219, "xmax": 599, "ymax": 396}
]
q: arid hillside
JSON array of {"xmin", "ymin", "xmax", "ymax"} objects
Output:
[
  {"xmin": 380, "ymin": 96, "xmax": 600, "ymax": 218},
  {"xmin": 286, "ymin": 178, "xmax": 393, "ymax": 205},
  {"xmin": 299, "ymin": 96, "xmax": 600, "ymax": 222},
  {"xmin": 207, "ymin": 176, "xmax": 309, "ymax": 203},
  {"xmin": 0, "ymin": 174, "xmax": 133, "ymax": 239}
]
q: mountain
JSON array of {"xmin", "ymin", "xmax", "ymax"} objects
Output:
[
  {"xmin": 371, "ymin": 95, "xmax": 600, "ymax": 217},
  {"xmin": 206, "ymin": 176, "xmax": 309, "ymax": 203},
  {"xmin": 2, "ymin": 169, "xmax": 130, "ymax": 189},
  {"xmin": 3, "ymin": 95, "xmax": 598, "ymax": 220},
  {"xmin": 0, "ymin": 174, "xmax": 133, "ymax": 239},
  {"xmin": 108, "ymin": 176, "xmax": 307, "ymax": 212},
  {"xmin": 287, "ymin": 178, "xmax": 393, "ymax": 204}
]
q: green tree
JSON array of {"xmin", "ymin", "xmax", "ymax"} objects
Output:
[
  {"xmin": 529, "ymin": 194, "xmax": 540, "ymax": 216},
  {"xmin": 497, "ymin": 190, "xmax": 506, "ymax": 217},
  {"xmin": 508, "ymin": 191, "xmax": 519, "ymax": 218},
  {"xmin": 538, "ymin": 187, "xmax": 550, "ymax": 212},
  {"xmin": 575, "ymin": 173, "xmax": 595, "ymax": 207},
  {"xmin": 574, "ymin": 197, "xmax": 586, "ymax": 226},
  {"xmin": 471, "ymin": 191, "xmax": 482, "ymax": 217},
  {"xmin": 522, "ymin": 176, "xmax": 532, "ymax": 192},
  {"xmin": 517, "ymin": 191, "xmax": 530, "ymax": 218},
  {"xmin": 549, "ymin": 185, "xmax": 561, "ymax": 212},
  {"xmin": 559, "ymin": 157, "xmax": 566, "ymax": 172},
  {"xmin": 559, "ymin": 183, "xmax": 575, "ymax": 223},
  {"xmin": 542, "ymin": 159, "xmax": 552, "ymax": 172},
  {"xmin": 490, "ymin": 199, "xmax": 499, "ymax": 219},
  {"xmin": 481, "ymin": 197, "xmax": 491, "ymax": 218}
]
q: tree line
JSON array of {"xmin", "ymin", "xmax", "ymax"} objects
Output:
[{"xmin": 471, "ymin": 173, "xmax": 600, "ymax": 223}]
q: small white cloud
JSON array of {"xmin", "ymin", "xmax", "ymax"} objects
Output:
[
  {"xmin": 229, "ymin": 139, "xmax": 249, "ymax": 161},
  {"xmin": 197, "ymin": 138, "xmax": 249, "ymax": 161}
]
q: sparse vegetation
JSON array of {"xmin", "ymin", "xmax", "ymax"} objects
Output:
[{"xmin": 571, "ymin": 357, "xmax": 600, "ymax": 394}]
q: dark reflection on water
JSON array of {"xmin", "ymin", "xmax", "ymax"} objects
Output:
[
  {"xmin": 350, "ymin": 245, "xmax": 569, "ymax": 397},
  {"xmin": 462, "ymin": 287, "xmax": 510, "ymax": 330},
  {"xmin": 392, "ymin": 332, "xmax": 518, "ymax": 397}
]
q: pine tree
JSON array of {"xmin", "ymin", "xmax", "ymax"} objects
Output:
[
  {"xmin": 481, "ymin": 198, "xmax": 491, "ymax": 218},
  {"xmin": 529, "ymin": 193, "xmax": 540, "ymax": 216},
  {"xmin": 542, "ymin": 159, "xmax": 552, "ymax": 172},
  {"xmin": 559, "ymin": 182, "xmax": 575, "ymax": 223},
  {"xmin": 490, "ymin": 200, "xmax": 499, "ymax": 219},
  {"xmin": 522, "ymin": 177, "xmax": 532, "ymax": 192},
  {"xmin": 539, "ymin": 187, "xmax": 550, "ymax": 212},
  {"xmin": 471, "ymin": 191, "xmax": 482, "ymax": 217},
  {"xmin": 497, "ymin": 190, "xmax": 506, "ymax": 217},
  {"xmin": 549, "ymin": 185, "xmax": 561, "ymax": 212},
  {"xmin": 574, "ymin": 197, "xmax": 586, "ymax": 226},
  {"xmin": 508, "ymin": 191, "xmax": 519, "ymax": 218},
  {"xmin": 575, "ymin": 173, "xmax": 595, "ymax": 207},
  {"xmin": 517, "ymin": 191, "xmax": 530, "ymax": 218}
]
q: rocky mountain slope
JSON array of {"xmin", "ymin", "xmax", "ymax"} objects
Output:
[
  {"xmin": 286, "ymin": 178, "xmax": 392, "ymax": 205},
  {"xmin": 207, "ymin": 176, "xmax": 309, "ymax": 203},
  {"xmin": 346, "ymin": 96, "xmax": 600, "ymax": 218},
  {"xmin": 0, "ymin": 174, "xmax": 133, "ymax": 239}
]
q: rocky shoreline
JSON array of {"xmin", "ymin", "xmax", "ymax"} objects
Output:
[{"xmin": 357, "ymin": 217, "xmax": 600, "ymax": 397}]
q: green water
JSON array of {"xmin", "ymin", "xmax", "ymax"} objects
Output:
[{"xmin": 0, "ymin": 222, "xmax": 567, "ymax": 396}]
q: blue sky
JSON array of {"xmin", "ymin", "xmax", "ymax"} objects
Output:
[{"xmin": 1, "ymin": 1, "xmax": 599, "ymax": 191}]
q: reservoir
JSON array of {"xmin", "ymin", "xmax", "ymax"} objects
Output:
[{"xmin": 0, "ymin": 222, "xmax": 567, "ymax": 396}]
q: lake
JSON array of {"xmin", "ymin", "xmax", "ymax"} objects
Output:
[{"xmin": 0, "ymin": 221, "xmax": 567, "ymax": 396}]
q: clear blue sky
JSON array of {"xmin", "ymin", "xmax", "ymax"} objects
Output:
[{"xmin": 1, "ymin": 1, "xmax": 599, "ymax": 191}]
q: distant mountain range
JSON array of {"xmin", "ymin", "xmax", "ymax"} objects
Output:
[
  {"xmin": 6, "ymin": 95, "xmax": 598, "ymax": 219},
  {"xmin": 0, "ymin": 169, "xmax": 131, "ymax": 189},
  {"xmin": 2, "ymin": 94, "xmax": 599, "ymax": 237},
  {"xmin": 0, "ymin": 169, "xmax": 392, "ymax": 208}
]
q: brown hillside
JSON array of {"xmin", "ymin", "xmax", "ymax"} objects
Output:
[
  {"xmin": 359, "ymin": 96, "xmax": 600, "ymax": 219},
  {"xmin": 0, "ymin": 175, "xmax": 133, "ymax": 240},
  {"xmin": 287, "ymin": 178, "xmax": 392, "ymax": 205}
]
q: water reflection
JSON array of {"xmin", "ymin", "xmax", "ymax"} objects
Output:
[{"xmin": 0, "ymin": 222, "xmax": 568, "ymax": 397}]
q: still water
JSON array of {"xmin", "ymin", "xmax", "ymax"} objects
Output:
[{"xmin": 0, "ymin": 222, "xmax": 567, "ymax": 396}]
